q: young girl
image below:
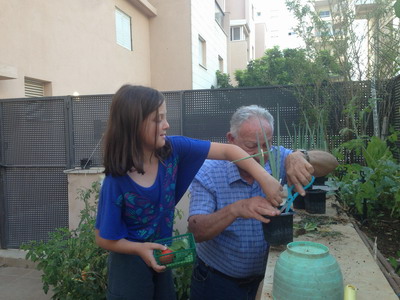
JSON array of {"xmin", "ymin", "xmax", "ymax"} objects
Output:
[{"xmin": 95, "ymin": 84, "xmax": 282, "ymax": 300}]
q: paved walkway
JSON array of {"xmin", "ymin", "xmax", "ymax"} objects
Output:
[
  {"xmin": 0, "ymin": 249, "xmax": 53, "ymax": 300},
  {"xmin": 0, "ymin": 266, "xmax": 52, "ymax": 300}
]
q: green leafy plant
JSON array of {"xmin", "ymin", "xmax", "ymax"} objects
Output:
[
  {"xmin": 21, "ymin": 181, "xmax": 193, "ymax": 300},
  {"xmin": 286, "ymin": 110, "xmax": 328, "ymax": 151},
  {"xmin": 215, "ymin": 70, "xmax": 233, "ymax": 88},
  {"xmin": 172, "ymin": 208, "xmax": 193, "ymax": 300},
  {"xmin": 21, "ymin": 180, "xmax": 108, "ymax": 300},
  {"xmin": 388, "ymin": 251, "xmax": 400, "ymax": 276},
  {"xmin": 328, "ymin": 131, "xmax": 400, "ymax": 218}
]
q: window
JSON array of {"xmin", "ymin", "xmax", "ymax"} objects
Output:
[
  {"xmin": 218, "ymin": 55, "xmax": 224, "ymax": 72},
  {"xmin": 319, "ymin": 11, "xmax": 330, "ymax": 18},
  {"xmin": 319, "ymin": 22, "xmax": 333, "ymax": 36},
  {"xmin": 115, "ymin": 8, "xmax": 132, "ymax": 50},
  {"xmin": 25, "ymin": 78, "xmax": 44, "ymax": 97},
  {"xmin": 215, "ymin": 2, "xmax": 224, "ymax": 27},
  {"xmin": 198, "ymin": 35, "xmax": 206, "ymax": 67},
  {"xmin": 231, "ymin": 26, "xmax": 242, "ymax": 41}
]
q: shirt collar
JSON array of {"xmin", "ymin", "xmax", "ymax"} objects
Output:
[{"xmin": 227, "ymin": 162, "xmax": 254, "ymax": 186}]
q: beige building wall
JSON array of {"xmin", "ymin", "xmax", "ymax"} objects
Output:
[
  {"xmin": 227, "ymin": 0, "xmax": 260, "ymax": 85},
  {"xmin": 0, "ymin": 0, "xmax": 154, "ymax": 99},
  {"xmin": 149, "ymin": 0, "xmax": 193, "ymax": 91},
  {"xmin": 255, "ymin": 22, "xmax": 267, "ymax": 59}
]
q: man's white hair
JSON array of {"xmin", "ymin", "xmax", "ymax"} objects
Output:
[{"xmin": 230, "ymin": 105, "xmax": 274, "ymax": 137}]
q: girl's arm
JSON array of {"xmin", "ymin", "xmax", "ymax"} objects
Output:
[
  {"xmin": 95, "ymin": 229, "xmax": 167, "ymax": 273},
  {"xmin": 207, "ymin": 142, "xmax": 283, "ymax": 206}
]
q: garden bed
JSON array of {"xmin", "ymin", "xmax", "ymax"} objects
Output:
[
  {"xmin": 355, "ymin": 209, "xmax": 400, "ymax": 261},
  {"xmin": 260, "ymin": 196, "xmax": 400, "ymax": 299}
]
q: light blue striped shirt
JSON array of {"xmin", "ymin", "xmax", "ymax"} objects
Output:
[{"xmin": 189, "ymin": 146, "xmax": 292, "ymax": 278}]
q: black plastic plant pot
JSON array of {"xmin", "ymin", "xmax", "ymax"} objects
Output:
[
  {"xmin": 262, "ymin": 209, "xmax": 294, "ymax": 246},
  {"xmin": 293, "ymin": 194, "xmax": 306, "ymax": 209},
  {"xmin": 80, "ymin": 158, "xmax": 92, "ymax": 169},
  {"xmin": 305, "ymin": 189, "xmax": 327, "ymax": 214},
  {"xmin": 313, "ymin": 176, "xmax": 327, "ymax": 186}
]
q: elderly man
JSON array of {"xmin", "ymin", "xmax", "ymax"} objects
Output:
[{"xmin": 188, "ymin": 105, "xmax": 338, "ymax": 300}]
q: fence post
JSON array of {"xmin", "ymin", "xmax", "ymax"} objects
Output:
[{"xmin": 64, "ymin": 96, "xmax": 75, "ymax": 169}]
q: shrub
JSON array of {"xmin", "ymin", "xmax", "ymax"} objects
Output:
[
  {"xmin": 21, "ymin": 180, "xmax": 193, "ymax": 299},
  {"xmin": 21, "ymin": 180, "xmax": 107, "ymax": 299}
]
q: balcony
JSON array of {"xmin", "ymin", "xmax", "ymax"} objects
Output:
[{"xmin": 355, "ymin": 0, "xmax": 378, "ymax": 19}]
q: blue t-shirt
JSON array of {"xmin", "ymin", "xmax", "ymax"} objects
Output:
[
  {"xmin": 189, "ymin": 146, "xmax": 292, "ymax": 278},
  {"xmin": 96, "ymin": 136, "xmax": 210, "ymax": 242}
]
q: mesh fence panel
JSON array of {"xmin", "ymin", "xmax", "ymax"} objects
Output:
[
  {"xmin": 72, "ymin": 95, "xmax": 112, "ymax": 168},
  {"xmin": 1, "ymin": 98, "xmax": 66, "ymax": 165},
  {"xmin": 5, "ymin": 167, "xmax": 68, "ymax": 248},
  {"xmin": 71, "ymin": 92, "xmax": 183, "ymax": 168},
  {"xmin": 181, "ymin": 86, "xmax": 299, "ymax": 145}
]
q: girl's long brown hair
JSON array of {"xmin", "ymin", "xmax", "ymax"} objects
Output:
[{"xmin": 103, "ymin": 85, "xmax": 171, "ymax": 176}]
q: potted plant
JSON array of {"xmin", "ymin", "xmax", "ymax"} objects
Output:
[
  {"xmin": 262, "ymin": 106, "xmax": 296, "ymax": 245},
  {"xmin": 233, "ymin": 104, "xmax": 295, "ymax": 245},
  {"xmin": 304, "ymin": 189, "xmax": 327, "ymax": 214},
  {"xmin": 285, "ymin": 111, "xmax": 330, "ymax": 212}
]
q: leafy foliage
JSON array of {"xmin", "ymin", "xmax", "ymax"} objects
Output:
[
  {"xmin": 328, "ymin": 132, "xmax": 400, "ymax": 218},
  {"xmin": 286, "ymin": 0, "xmax": 400, "ymax": 139},
  {"xmin": 215, "ymin": 70, "xmax": 233, "ymax": 88},
  {"xmin": 388, "ymin": 251, "xmax": 400, "ymax": 276},
  {"xmin": 21, "ymin": 182, "xmax": 194, "ymax": 300},
  {"xmin": 172, "ymin": 208, "xmax": 193, "ymax": 300},
  {"xmin": 234, "ymin": 47, "xmax": 339, "ymax": 87},
  {"xmin": 21, "ymin": 181, "xmax": 107, "ymax": 300}
]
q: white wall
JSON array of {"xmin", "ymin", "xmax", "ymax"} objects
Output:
[{"xmin": 191, "ymin": 0, "xmax": 228, "ymax": 89}]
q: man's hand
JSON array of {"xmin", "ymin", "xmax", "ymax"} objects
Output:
[
  {"xmin": 231, "ymin": 196, "xmax": 281, "ymax": 223},
  {"xmin": 285, "ymin": 151, "xmax": 314, "ymax": 196}
]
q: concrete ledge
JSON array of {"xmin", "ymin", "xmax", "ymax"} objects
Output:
[
  {"xmin": 0, "ymin": 249, "xmax": 37, "ymax": 269},
  {"xmin": 0, "ymin": 63, "xmax": 18, "ymax": 80}
]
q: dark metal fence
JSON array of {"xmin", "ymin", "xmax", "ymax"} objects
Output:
[{"xmin": 0, "ymin": 80, "xmax": 398, "ymax": 249}]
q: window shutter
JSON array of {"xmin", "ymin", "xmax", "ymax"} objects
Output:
[{"xmin": 25, "ymin": 78, "xmax": 44, "ymax": 97}]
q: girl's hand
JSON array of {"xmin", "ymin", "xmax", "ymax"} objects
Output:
[
  {"xmin": 260, "ymin": 174, "xmax": 284, "ymax": 207},
  {"xmin": 137, "ymin": 242, "xmax": 168, "ymax": 273}
]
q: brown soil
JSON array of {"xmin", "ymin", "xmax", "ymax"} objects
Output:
[{"xmin": 355, "ymin": 210, "xmax": 400, "ymax": 260}]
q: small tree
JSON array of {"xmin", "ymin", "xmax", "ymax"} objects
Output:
[
  {"xmin": 215, "ymin": 70, "xmax": 233, "ymax": 88},
  {"xmin": 286, "ymin": 0, "xmax": 400, "ymax": 139}
]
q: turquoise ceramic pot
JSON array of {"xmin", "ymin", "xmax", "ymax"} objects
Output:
[{"xmin": 272, "ymin": 241, "xmax": 343, "ymax": 300}]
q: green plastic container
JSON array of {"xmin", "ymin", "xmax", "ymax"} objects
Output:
[
  {"xmin": 153, "ymin": 233, "xmax": 196, "ymax": 269},
  {"xmin": 272, "ymin": 241, "xmax": 343, "ymax": 300}
]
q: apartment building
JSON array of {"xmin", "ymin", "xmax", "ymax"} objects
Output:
[
  {"xmin": 226, "ymin": 0, "xmax": 268, "ymax": 84},
  {"xmin": 313, "ymin": 0, "xmax": 399, "ymax": 80},
  {"xmin": 264, "ymin": 1, "xmax": 303, "ymax": 50},
  {"xmin": 0, "ymin": 0, "xmax": 231, "ymax": 98},
  {"xmin": 150, "ymin": 0, "xmax": 230, "ymax": 91}
]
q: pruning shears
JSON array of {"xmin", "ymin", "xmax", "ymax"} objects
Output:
[{"xmin": 280, "ymin": 176, "xmax": 315, "ymax": 213}]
